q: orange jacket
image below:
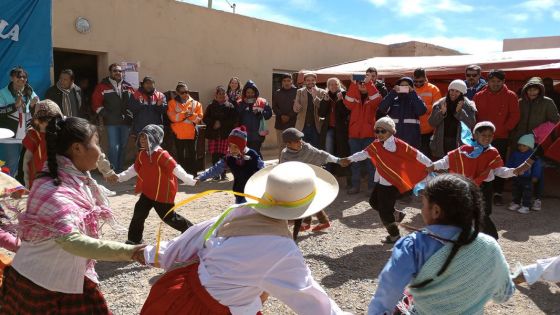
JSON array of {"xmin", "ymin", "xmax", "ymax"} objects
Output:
[
  {"xmin": 415, "ymin": 83, "xmax": 441, "ymax": 135},
  {"xmin": 167, "ymin": 97, "xmax": 203, "ymax": 140}
]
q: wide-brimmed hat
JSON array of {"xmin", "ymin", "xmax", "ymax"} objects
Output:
[
  {"xmin": 244, "ymin": 161, "xmax": 339, "ymax": 220},
  {"xmin": 0, "ymin": 128, "xmax": 14, "ymax": 139}
]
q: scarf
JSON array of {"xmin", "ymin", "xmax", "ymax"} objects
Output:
[
  {"xmin": 460, "ymin": 121, "xmax": 490, "ymax": 158},
  {"xmin": 57, "ymin": 81, "xmax": 73, "ymax": 117}
]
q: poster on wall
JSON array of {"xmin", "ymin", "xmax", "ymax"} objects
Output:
[
  {"xmin": 0, "ymin": 0, "xmax": 52, "ymax": 97},
  {"xmin": 121, "ymin": 61, "xmax": 140, "ymax": 89}
]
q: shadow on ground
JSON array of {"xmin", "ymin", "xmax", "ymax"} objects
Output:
[{"xmin": 516, "ymin": 282, "xmax": 560, "ymax": 314}]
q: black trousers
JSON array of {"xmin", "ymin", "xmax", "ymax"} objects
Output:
[
  {"xmin": 369, "ymin": 184, "xmax": 400, "ymax": 237},
  {"xmin": 480, "ymin": 181, "xmax": 499, "ymax": 240},
  {"xmin": 175, "ymin": 138, "xmax": 196, "ymax": 175},
  {"xmin": 491, "ymin": 139, "xmax": 509, "ymax": 195},
  {"xmin": 128, "ymin": 194, "xmax": 193, "ymax": 243},
  {"xmin": 420, "ymin": 134, "xmax": 433, "ymax": 160},
  {"xmin": 247, "ymin": 140, "xmax": 263, "ymax": 159}
]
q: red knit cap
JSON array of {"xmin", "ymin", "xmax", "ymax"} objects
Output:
[{"xmin": 228, "ymin": 126, "xmax": 247, "ymax": 152}]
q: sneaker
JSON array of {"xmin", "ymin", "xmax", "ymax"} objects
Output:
[
  {"xmin": 347, "ymin": 187, "xmax": 360, "ymax": 195},
  {"xmin": 381, "ymin": 235, "xmax": 400, "ymax": 244},
  {"xmin": 299, "ymin": 223, "xmax": 311, "ymax": 232},
  {"xmin": 508, "ymin": 202, "xmax": 521, "ymax": 211},
  {"xmin": 394, "ymin": 210, "xmax": 406, "ymax": 223},
  {"xmin": 311, "ymin": 222, "xmax": 331, "ymax": 232},
  {"xmin": 532, "ymin": 199, "xmax": 542, "ymax": 211},
  {"xmin": 493, "ymin": 194, "xmax": 504, "ymax": 206},
  {"xmin": 517, "ymin": 206, "xmax": 530, "ymax": 214},
  {"xmin": 212, "ymin": 175, "xmax": 221, "ymax": 181},
  {"xmin": 220, "ymin": 173, "xmax": 228, "ymax": 181}
]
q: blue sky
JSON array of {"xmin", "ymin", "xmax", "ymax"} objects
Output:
[{"xmin": 181, "ymin": 0, "xmax": 560, "ymax": 54}]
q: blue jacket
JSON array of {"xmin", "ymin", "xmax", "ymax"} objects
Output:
[
  {"xmin": 237, "ymin": 81, "xmax": 272, "ymax": 142},
  {"xmin": 378, "ymin": 90, "xmax": 427, "ymax": 148},
  {"xmin": 465, "ymin": 78, "xmax": 487, "ymax": 100},
  {"xmin": 506, "ymin": 150, "xmax": 542, "ymax": 179},
  {"xmin": 128, "ymin": 88, "xmax": 168, "ymax": 134}
]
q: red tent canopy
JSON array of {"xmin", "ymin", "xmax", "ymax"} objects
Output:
[{"xmin": 298, "ymin": 48, "xmax": 560, "ymax": 94}]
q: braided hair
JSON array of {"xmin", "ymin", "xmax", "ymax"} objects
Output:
[
  {"xmin": 410, "ymin": 174, "xmax": 482, "ymax": 288},
  {"xmin": 39, "ymin": 117, "xmax": 97, "ymax": 185}
]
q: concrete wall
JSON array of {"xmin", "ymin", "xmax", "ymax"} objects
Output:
[
  {"xmin": 388, "ymin": 41, "xmax": 461, "ymax": 57},
  {"xmin": 53, "ymin": 0, "xmax": 389, "ymax": 105},
  {"xmin": 503, "ymin": 36, "xmax": 560, "ymax": 51}
]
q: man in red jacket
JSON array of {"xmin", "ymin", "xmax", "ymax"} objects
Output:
[
  {"xmin": 473, "ymin": 69, "xmax": 520, "ymax": 205},
  {"xmin": 343, "ymin": 71, "xmax": 382, "ymax": 195}
]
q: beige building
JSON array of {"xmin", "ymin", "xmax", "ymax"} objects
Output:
[
  {"xmin": 503, "ymin": 36, "xmax": 560, "ymax": 51},
  {"xmin": 52, "ymin": 0, "xmax": 457, "ymax": 150}
]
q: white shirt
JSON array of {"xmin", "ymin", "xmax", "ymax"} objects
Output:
[
  {"xmin": 347, "ymin": 136, "xmax": 432, "ymax": 186},
  {"xmin": 144, "ymin": 206, "xmax": 349, "ymax": 315},
  {"xmin": 432, "ymin": 155, "xmax": 515, "ymax": 182}
]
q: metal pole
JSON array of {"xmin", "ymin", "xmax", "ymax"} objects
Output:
[
  {"xmin": 208, "ymin": 0, "xmax": 212, "ymax": 9},
  {"xmin": 232, "ymin": 3, "xmax": 236, "ymax": 14}
]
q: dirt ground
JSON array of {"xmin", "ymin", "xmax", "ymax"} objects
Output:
[{"xmin": 2, "ymin": 163, "xmax": 560, "ymax": 314}]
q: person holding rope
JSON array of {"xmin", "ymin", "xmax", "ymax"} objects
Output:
[{"xmin": 137, "ymin": 162, "xmax": 350, "ymax": 315}]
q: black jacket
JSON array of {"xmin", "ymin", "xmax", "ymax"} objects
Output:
[
  {"xmin": 318, "ymin": 91, "xmax": 350, "ymax": 157},
  {"xmin": 203, "ymin": 100, "xmax": 239, "ymax": 140},
  {"xmin": 44, "ymin": 83, "xmax": 85, "ymax": 118}
]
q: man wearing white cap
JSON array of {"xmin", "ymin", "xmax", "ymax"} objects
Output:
[{"xmin": 139, "ymin": 162, "xmax": 350, "ymax": 315}]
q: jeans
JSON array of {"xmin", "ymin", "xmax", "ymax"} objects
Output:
[
  {"xmin": 106, "ymin": 125, "xmax": 130, "ymax": 172},
  {"xmin": 175, "ymin": 139, "xmax": 196, "ymax": 175},
  {"xmin": 0, "ymin": 143, "xmax": 22, "ymax": 177},
  {"xmin": 533, "ymin": 177, "xmax": 543, "ymax": 200},
  {"xmin": 512, "ymin": 177, "xmax": 533, "ymax": 207},
  {"xmin": 302, "ymin": 125, "xmax": 319, "ymax": 148},
  {"xmin": 349, "ymin": 137, "xmax": 375, "ymax": 190},
  {"xmin": 491, "ymin": 138, "xmax": 509, "ymax": 195},
  {"xmin": 324, "ymin": 128, "xmax": 336, "ymax": 172}
]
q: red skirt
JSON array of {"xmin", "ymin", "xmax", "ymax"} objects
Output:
[
  {"xmin": 208, "ymin": 139, "xmax": 229, "ymax": 155},
  {"xmin": 0, "ymin": 266, "xmax": 111, "ymax": 315},
  {"xmin": 141, "ymin": 262, "xmax": 231, "ymax": 315}
]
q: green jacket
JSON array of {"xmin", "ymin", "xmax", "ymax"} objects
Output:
[{"xmin": 512, "ymin": 77, "xmax": 560, "ymax": 145}]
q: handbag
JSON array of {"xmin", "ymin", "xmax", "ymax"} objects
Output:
[{"xmin": 258, "ymin": 115, "xmax": 269, "ymax": 136}]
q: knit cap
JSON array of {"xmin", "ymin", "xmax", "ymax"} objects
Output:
[
  {"xmin": 33, "ymin": 99, "xmax": 63, "ymax": 121},
  {"xmin": 448, "ymin": 79, "xmax": 467, "ymax": 95},
  {"xmin": 228, "ymin": 125, "xmax": 248, "ymax": 152},
  {"xmin": 473, "ymin": 121, "xmax": 496, "ymax": 133},
  {"xmin": 518, "ymin": 134, "xmax": 535, "ymax": 149},
  {"xmin": 374, "ymin": 117, "xmax": 396, "ymax": 134},
  {"xmin": 138, "ymin": 124, "xmax": 164, "ymax": 156}
]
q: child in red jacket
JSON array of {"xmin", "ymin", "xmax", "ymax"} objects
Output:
[{"xmin": 116, "ymin": 124, "xmax": 197, "ymax": 244}]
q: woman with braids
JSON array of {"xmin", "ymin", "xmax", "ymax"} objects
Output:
[
  {"xmin": 0, "ymin": 117, "xmax": 145, "ymax": 314},
  {"xmin": 367, "ymin": 174, "xmax": 514, "ymax": 315}
]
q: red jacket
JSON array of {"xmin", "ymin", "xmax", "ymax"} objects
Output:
[
  {"xmin": 365, "ymin": 138, "xmax": 427, "ymax": 193},
  {"xmin": 447, "ymin": 145, "xmax": 504, "ymax": 186},
  {"xmin": 22, "ymin": 129, "xmax": 46, "ymax": 188},
  {"xmin": 343, "ymin": 82, "xmax": 382, "ymax": 138},
  {"xmin": 473, "ymin": 85, "xmax": 520, "ymax": 139},
  {"xmin": 134, "ymin": 149, "xmax": 178, "ymax": 204}
]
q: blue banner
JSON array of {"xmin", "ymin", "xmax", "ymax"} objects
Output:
[{"xmin": 0, "ymin": 0, "xmax": 52, "ymax": 98}]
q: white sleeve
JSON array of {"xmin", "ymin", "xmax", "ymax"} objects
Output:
[
  {"xmin": 416, "ymin": 150, "xmax": 433, "ymax": 167},
  {"xmin": 260, "ymin": 251, "xmax": 348, "ymax": 315},
  {"xmin": 325, "ymin": 154, "xmax": 339, "ymax": 164},
  {"xmin": 348, "ymin": 150, "xmax": 369, "ymax": 162},
  {"xmin": 173, "ymin": 165, "xmax": 197, "ymax": 185},
  {"xmin": 522, "ymin": 256, "xmax": 560, "ymax": 285},
  {"xmin": 116, "ymin": 164, "xmax": 137, "ymax": 182},
  {"xmin": 493, "ymin": 167, "xmax": 516, "ymax": 178},
  {"xmin": 432, "ymin": 156, "xmax": 449, "ymax": 170},
  {"xmin": 144, "ymin": 217, "xmax": 216, "ymax": 269}
]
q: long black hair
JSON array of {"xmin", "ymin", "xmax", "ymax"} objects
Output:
[
  {"xmin": 410, "ymin": 174, "xmax": 482, "ymax": 288},
  {"xmin": 8, "ymin": 66, "xmax": 34, "ymax": 100},
  {"xmin": 39, "ymin": 117, "xmax": 97, "ymax": 185}
]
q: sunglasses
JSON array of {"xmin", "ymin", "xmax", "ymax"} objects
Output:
[
  {"xmin": 17, "ymin": 75, "xmax": 27, "ymax": 79},
  {"xmin": 466, "ymin": 73, "xmax": 479, "ymax": 78},
  {"xmin": 375, "ymin": 129, "xmax": 387, "ymax": 134}
]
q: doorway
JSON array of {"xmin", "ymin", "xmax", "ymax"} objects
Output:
[{"xmin": 53, "ymin": 49, "xmax": 98, "ymax": 101}]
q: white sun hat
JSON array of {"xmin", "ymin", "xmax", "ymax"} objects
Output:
[
  {"xmin": 0, "ymin": 128, "xmax": 15, "ymax": 139},
  {"xmin": 244, "ymin": 161, "xmax": 339, "ymax": 220}
]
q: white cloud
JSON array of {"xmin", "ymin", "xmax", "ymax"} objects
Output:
[
  {"xmin": 508, "ymin": 13, "xmax": 529, "ymax": 22},
  {"xmin": 519, "ymin": 0, "xmax": 557, "ymax": 11},
  {"xmin": 433, "ymin": 17, "xmax": 447, "ymax": 32},
  {"xmin": 338, "ymin": 33, "xmax": 503, "ymax": 55},
  {"xmin": 553, "ymin": 10, "xmax": 560, "ymax": 20},
  {"xmin": 366, "ymin": 0, "xmax": 473, "ymax": 16},
  {"xmin": 368, "ymin": 0, "xmax": 388, "ymax": 6},
  {"xmin": 435, "ymin": 0, "xmax": 474, "ymax": 13}
]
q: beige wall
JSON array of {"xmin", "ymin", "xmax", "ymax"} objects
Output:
[
  {"xmin": 53, "ymin": 0, "xmax": 389, "ymax": 104},
  {"xmin": 503, "ymin": 36, "xmax": 560, "ymax": 51}
]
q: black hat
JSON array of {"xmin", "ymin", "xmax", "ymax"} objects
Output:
[
  {"xmin": 282, "ymin": 128, "xmax": 304, "ymax": 142},
  {"xmin": 488, "ymin": 70, "xmax": 505, "ymax": 80}
]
